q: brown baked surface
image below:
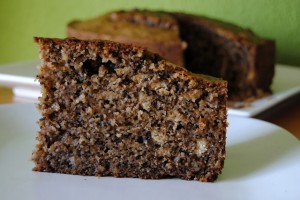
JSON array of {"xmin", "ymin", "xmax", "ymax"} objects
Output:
[
  {"xmin": 67, "ymin": 10, "xmax": 275, "ymax": 102},
  {"xmin": 67, "ymin": 10, "xmax": 185, "ymax": 66},
  {"xmin": 171, "ymin": 12, "xmax": 275, "ymax": 101},
  {"xmin": 32, "ymin": 37, "xmax": 227, "ymax": 182}
]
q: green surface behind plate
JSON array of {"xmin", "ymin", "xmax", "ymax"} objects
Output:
[{"xmin": 0, "ymin": 0, "xmax": 299, "ymax": 66}]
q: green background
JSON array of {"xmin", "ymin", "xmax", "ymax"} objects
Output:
[{"xmin": 0, "ymin": 0, "xmax": 299, "ymax": 66}]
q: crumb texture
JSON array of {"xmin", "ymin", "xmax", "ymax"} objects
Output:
[{"xmin": 32, "ymin": 38, "xmax": 227, "ymax": 182}]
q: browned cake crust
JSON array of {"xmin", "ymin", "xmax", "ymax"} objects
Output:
[
  {"xmin": 67, "ymin": 10, "xmax": 186, "ymax": 66},
  {"xmin": 32, "ymin": 37, "xmax": 227, "ymax": 182},
  {"xmin": 67, "ymin": 10, "xmax": 275, "ymax": 102}
]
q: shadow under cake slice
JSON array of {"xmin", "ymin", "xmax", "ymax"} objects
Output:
[{"xmin": 32, "ymin": 37, "xmax": 227, "ymax": 182}]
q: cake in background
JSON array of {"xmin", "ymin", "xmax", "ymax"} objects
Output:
[{"xmin": 67, "ymin": 9, "xmax": 275, "ymax": 103}]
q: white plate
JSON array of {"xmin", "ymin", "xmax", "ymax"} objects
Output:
[
  {"xmin": 0, "ymin": 103, "xmax": 299, "ymax": 200},
  {"xmin": 1, "ymin": 61, "xmax": 300, "ymax": 116},
  {"xmin": 0, "ymin": 60, "xmax": 39, "ymax": 86},
  {"xmin": 229, "ymin": 64, "xmax": 300, "ymax": 116},
  {"xmin": 0, "ymin": 60, "xmax": 40, "ymax": 101}
]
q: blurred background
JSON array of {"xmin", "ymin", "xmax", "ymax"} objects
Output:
[{"xmin": 0, "ymin": 0, "xmax": 299, "ymax": 66}]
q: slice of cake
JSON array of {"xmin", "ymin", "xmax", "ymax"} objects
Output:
[
  {"xmin": 67, "ymin": 10, "xmax": 186, "ymax": 66},
  {"xmin": 32, "ymin": 37, "xmax": 227, "ymax": 182},
  {"xmin": 67, "ymin": 10, "xmax": 275, "ymax": 102}
]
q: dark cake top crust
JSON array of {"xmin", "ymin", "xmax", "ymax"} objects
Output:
[
  {"xmin": 67, "ymin": 10, "xmax": 181, "ymax": 42},
  {"xmin": 171, "ymin": 12, "xmax": 273, "ymax": 46},
  {"xmin": 34, "ymin": 37, "xmax": 225, "ymax": 85}
]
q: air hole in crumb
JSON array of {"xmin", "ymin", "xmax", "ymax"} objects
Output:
[
  {"xmin": 103, "ymin": 60, "xmax": 116, "ymax": 73},
  {"xmin": 202, "ymin": 90, "xmax": 209, "ymax": 98},
  {"xmin": 142, "ymin": 162, "xmax": 149, "ymax": 167},
  {"xmin": 124, "ymin": 131, "xmax": 132, "ymax": 137},
  {"xmin": 145, "ymin": 131, "xmax": 152, "ymax": 142},
  {"xmin": 110, "ymin": 50, "xmax": 119, "ymax": 57},
  {"xmin": 124, "ymin": 121, "xmax": 133, "ymax": 127},
  {"xmin": 205, "ymin": 132, "xmax": 213, "ymax": 138},
  {"xmin": 45, "ymin": 132, "xmax": 63, "ymax": 148},
  {"xmin": 77, "ymin": 77, "xmax": 84, "ymax": 84},
  {"xmin": 97, "ymin": 121, "xmax": 106, "ymax": 127},
  {"xmin": 176, "ymin": 124, "xmax": 184, "ymax": 130},
  {"xmin": 104, "ymin": 162, "xmax": 110, "ymax": 170},
  {"xmin": 151, "ymin": 101, "xmax": 157, "ymax": 108},
  {"xmin": 136, "ymin": 136, "xmax": 144, "ymax": 143},
  {"xmin": 180, "ymin": 150, "xmax": 188, "ymax": 154},
  {"xmin": 195, "ymin": 98, "xmax": 201, "ymax": 107},
  {"xmin": 120, "ymin": 77, "xmax": 132, "ymax": 85},
  {"xmin": 151, "ymin": 120, "xmax": 159, "ymax": 127},
  {"xmin": 82, "ymin": 58, "xmax": 102, "ymax": 76},
  {"xmin": 48, "ymin": 112, "xmax": 57, "ymax": 120},
  {"xmin": 187, "ymin": 122, "xmax": 198, "ymax": 129},
  {"xmin": 104, "ymin": 147, "xmax": 110, "ymax": 153},
  {"xmin": 172, "ymin": 81, "xmax": 180, "ymax": 93},
  {"xmin": 75, "ymin": 90, "xmax": 80, "ymax": 97},
  {"xmin": 122, "ymin": 91, "xmax": 131, "ymax": 99},
  {"xmin": 70, "ymin": 65, "xmax": 75, "ymax": 71},
  {"xmin": 158, "ymin": 71, "xmax": 170, "ymax": 79},
  {"xmin": 138, "ymin": 105, "xmax": 148, "ymax": 113}
]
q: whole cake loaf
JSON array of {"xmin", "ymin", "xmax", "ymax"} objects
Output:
[
  {"xmin": 67, "ymin": 10, "xmax": 275, "ymax": 102},
  {"xmin": 32, "ymin": 37, "xmax": 227, "ymax": 182}
]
